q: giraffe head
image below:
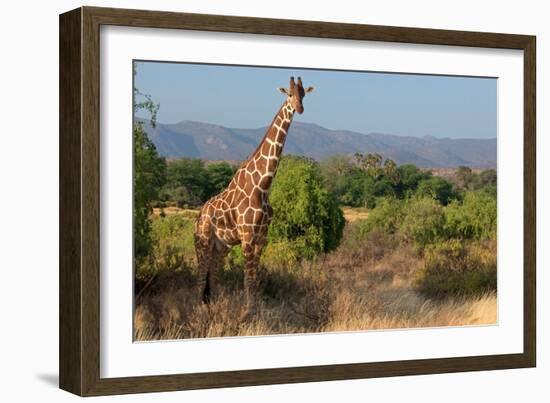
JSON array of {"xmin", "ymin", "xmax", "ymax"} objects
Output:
[{"xmin": 278, "ymin": 76, "xmax": 314, "ymax": 114}]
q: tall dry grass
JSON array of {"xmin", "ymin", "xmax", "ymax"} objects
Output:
[{"xmin": 134, "ymin": 223, "xmax": 496, "ymax": 341}]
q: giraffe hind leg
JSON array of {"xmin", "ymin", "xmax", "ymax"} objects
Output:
[
  {"xmin": 195, "ymin": 236, "xmax": 228, "ymax": 304},
  {"xmin": 203, "ymin": 239, "xmax": 229, "ymax": 304},
  {"xmin": 202, "ymin": 270, "xmax": 211, "ymax": 304},
  {"xmin": 195, "ymin": 242, "xmax": 211, "ymax": 304}
]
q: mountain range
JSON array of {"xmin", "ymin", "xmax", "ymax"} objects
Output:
[{"xmin": 136, "ymin": 118, "xmax": 496, "ymax": 168}]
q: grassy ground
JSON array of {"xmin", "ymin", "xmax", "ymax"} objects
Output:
[
  {"xmin": 134, "ymin": 211, "xmax": 496, "ymax": 340},
  {"xmin": 341, "ymin": 207, "xmax": 369, "ymax": 222}
]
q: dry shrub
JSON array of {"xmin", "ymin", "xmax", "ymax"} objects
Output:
[
  {"xmin": 135, "ymin": 214, "xmax": 197, "ymax": 286},
  {"xmin": 324, "ymin": 291, "xmax": 496, "ymax": 332},
  {"xmin": 415, "ymin": 238, "xmax": 497, "ymax": 298},
  {"xmin": 372, "ymin": 244, "xmax": 421, "ymax": 288},
  {"xmin": 134, "ymin": 219, "xmax": 497, "ymax": 341},
  {"xmin": 134, "ymin": 261, "xmax": 333, "ymax": 340}
]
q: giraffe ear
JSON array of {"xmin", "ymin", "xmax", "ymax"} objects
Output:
[
  {"xmin": 278, "ymin": 87, "xmax": 289, "ymax": 95},
  {"xmin": 305, "ymin": 86, "xmax": 315, "ymax": 93}
]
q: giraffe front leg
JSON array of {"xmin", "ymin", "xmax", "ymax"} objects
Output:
[{"xmin": 241, "ymin": 241, "xmax": 264, "ymax": 316}]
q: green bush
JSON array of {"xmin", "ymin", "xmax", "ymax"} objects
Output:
[
  {"xmin": 343, "ymin": 223, "xmax": 398, "ymax": 261},
  {"xmin": 261, "ymin": 239, "xmax": 303, "ymax": 270},
  {"xmin": 357, "ymin": 196, "xmax": 444, "ymax": 250},
  {"xmin": 268, "ymin": 156, "xmax": 345, "ymax": 261},
  {"xmin": 415, "ymin": 238, "xmax": 496, "ymax": 298},
  {"xmin": 399, "ymin": 197, "xmax": 445, "ymax": 249},
  {"xmin": 360, "ymin": 197, "xmax": 404, "ymax": 234},
  {"xmin": 352, "ymin": 189, "xmax": 496, "ymax": 254},
  {"xmin": 444, "ymin": 191, "xmax": 497, "ymax": 240},
  {"xmin": 341, "ymin": 220, "xmax": 370, "ymax": 251},
  {"xmin": 136, "ymin": 215, "xmax": 196, "ymax": 281}
]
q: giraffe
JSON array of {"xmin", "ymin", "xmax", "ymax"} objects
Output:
[{"xmin": 194, "ymin": 76, "xmax": 314, "ymax": 313}]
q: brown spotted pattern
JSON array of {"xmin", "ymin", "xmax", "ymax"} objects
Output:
[{"xmin": 194, "ymin": 77, "xmax": 314, "ymax": 311}]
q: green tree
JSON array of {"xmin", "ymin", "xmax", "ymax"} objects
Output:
[
  {"xmin": 355, "ymin": 152, "xmax": 384, "ymax": 179},
  {"xmin": 332, "ymin": 154, "xmax": 400, "ymax": 207},
  {"xmin": 321, "ymin": 155, "xmax": 373, "ymax": 207},
  {"xmin": 341, "ymin": 168, "xmax": 370, "ymax": 207},
  {"xmin": 373, "ymin": 176, "xmax": 396, "ymax": 199},
  {"xmin": 365, "ymin": 153, "xmax": 383, "ymax": 177},
  {"xmin": 383, "ymin": 158, "xmax": 400, "ymax": 184},
  {"xmin": 163, "ymin": 158, "xmax": 209, "ymax": 207},
  {"xmin": 133, "ymin": 90, "xmax": 166, "ymax": 260},
  {"xmin": 456, "ymin": 165, "xmax": 476, "ymax": 190},
  {"xmin": 478, "ymin": 168, "xmax": 497, "ymax": 187},
  {"xmin": 416, "ymin": 176, "xmax": 457, "ymax": 205},
  {"xmin": 267, "ymin": 156, "xmax": 345, "ymax": 259},
  {"xmin": 395, "ymin": 164, "xmax": 432, "ymax": 198},
  {"xmin": 359, "ymin": 174, "xmax": 377, "ymax": 208},
  {"xmin": 477, "ymin": 168, "xmax": 497, "ymax": 197},
  {"xmin": 320, "ymin": 155, "xmax": 354, "ymax": 197},
  {"xmin": 206, "ymin": 162, "xmax": 237, "ymax": 196}
]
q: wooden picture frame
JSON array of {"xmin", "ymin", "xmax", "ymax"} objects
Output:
[{"xmin": 59, "ymin": 6, "xmax": 536, "ymax": 396}]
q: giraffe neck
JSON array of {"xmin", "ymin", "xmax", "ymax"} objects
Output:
[{"xmin": 246, "ymin": 100, "xmax": 295, "ymax": 190}]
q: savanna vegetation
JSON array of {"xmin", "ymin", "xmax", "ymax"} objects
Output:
[{"xmin": 133, "ymin": 97, "xmax": 497, "ymax": 340}]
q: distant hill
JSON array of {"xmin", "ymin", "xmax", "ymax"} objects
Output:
[{"xmin": 136, "ymin": 118, "xmax": 496, "ymax": 168}]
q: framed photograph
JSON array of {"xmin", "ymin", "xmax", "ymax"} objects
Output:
[{"xmin": 59, "ymin": 6, "xmax": 536, "ymax": 396}]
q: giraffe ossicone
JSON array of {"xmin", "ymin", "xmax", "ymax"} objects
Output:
[{"xmin": 194, "ymin": 76, "xmax": 315, "ymax": 313}]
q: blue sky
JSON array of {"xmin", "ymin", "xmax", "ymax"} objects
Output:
[{"xmin": 134, "ymin": 61, "xmax": 497, "ymax": 139}]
